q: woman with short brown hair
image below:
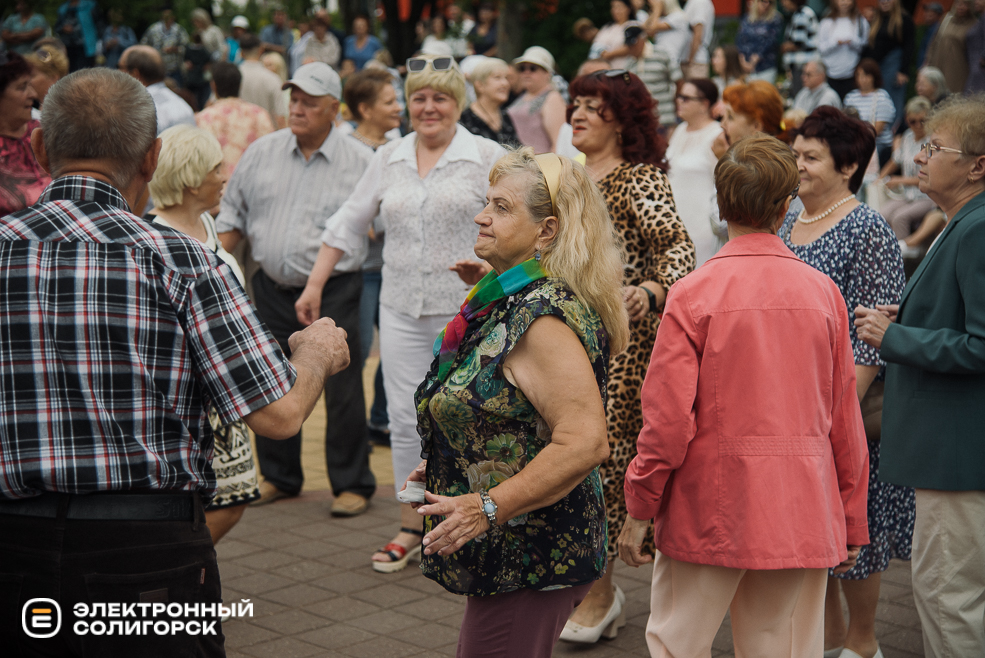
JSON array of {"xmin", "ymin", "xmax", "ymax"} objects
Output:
[{"xmin": 619, "ymin": 134, "xmax": 870, "ymax": 656}]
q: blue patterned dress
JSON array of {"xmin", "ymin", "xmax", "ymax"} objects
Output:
[{"xmin": 779, "ymin": 203, "xmax": 915, "ymax": 579}]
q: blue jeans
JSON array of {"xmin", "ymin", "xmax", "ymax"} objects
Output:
[
  {"xmin": 879, "ymin": 48, "xmax": 905, "ymax": 132},
  {"xmin": 359, "ymin": 270, "xmax": 388, "ymax": 428}
]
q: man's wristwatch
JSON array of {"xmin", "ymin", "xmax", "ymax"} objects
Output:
[{"xmin": 479, "ymin": 489, "xmax": 498, "ymax": 527}]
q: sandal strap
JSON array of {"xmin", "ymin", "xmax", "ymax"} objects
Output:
[
  {"xmin": 400, "ymin": 526, "xmax": 424, "ymax": 537},
  {"xmin": 377, "ymin": 542, "xmax": 408, "ymax": 562}
]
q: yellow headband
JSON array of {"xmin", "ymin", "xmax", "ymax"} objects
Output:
[{"xmin": 534, "ymin": 153, "xmax": 562, "ymax": 218}]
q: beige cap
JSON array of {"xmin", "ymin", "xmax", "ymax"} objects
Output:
[{"xmin": 513, "ymin": 46, "xmax": 555, "ymax": 74}]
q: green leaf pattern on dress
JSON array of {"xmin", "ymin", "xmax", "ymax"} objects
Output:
[{"xmin": 415, "ymin": 278, "xmax": 610, "ymax": 596}]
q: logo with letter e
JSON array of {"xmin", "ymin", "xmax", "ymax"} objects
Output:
[{"xmin": 22, "ymin": 599, "xmax": 62, "ymax": 638}]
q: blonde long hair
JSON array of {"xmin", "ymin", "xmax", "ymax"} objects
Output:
[{"xmin": 489, "ymin": 148, "xmax": 630, "ymax": 354}]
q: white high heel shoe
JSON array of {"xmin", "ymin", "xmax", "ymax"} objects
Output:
[{"xmin": 559, "ymin": 584, "xmax": 627, "ymax": 643}]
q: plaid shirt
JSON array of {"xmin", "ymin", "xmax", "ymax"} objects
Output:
[
  {"xmin": 783, "ymin": 6, "xmax": 819, "ymax": 69},
  {"xmin": 0, "ymin": 176, "xmax": 296, "ymax": 499}
]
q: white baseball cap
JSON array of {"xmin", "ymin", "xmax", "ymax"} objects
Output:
[
  {"xmin": 513, "ymin": 46, "xmax": 555, "ymax": 74},
  {"xmin": 231, "ymin": 15, "xmax": 250, "ymax": 29},
  {"xmin": 283, "ymin": 62, "xmax": 342, "ymax": 99}
]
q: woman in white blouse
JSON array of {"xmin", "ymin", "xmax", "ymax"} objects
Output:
[
  {"xmin": 297, "ymin": 55, "xmax": 506, "ymax": 573},
  {"xmin": 817, "ymin": 0, "xmax": 869, "ymax": 99}
]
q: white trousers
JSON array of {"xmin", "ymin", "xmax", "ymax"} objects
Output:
[
  {"xmin": 912, "ymin": 488, "xmax": 985, "ymax": 658},
  {"xmin": 378, "ymin": 305, "xmax": 455, "ymax": 495},
  {"xmin": 645, "ymin": 551, "xmax": 827, "ymax": 658}
]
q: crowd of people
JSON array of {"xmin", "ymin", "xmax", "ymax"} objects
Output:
[{"xmin": 2, "ymin": 0, "xmax": 985, "ymax": 657}]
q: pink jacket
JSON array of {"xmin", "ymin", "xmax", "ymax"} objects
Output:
[{"xmin": 625, "ymin": 234, "xmax": 869, "ymax": 570}]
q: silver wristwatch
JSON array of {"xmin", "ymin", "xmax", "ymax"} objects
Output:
[{"xmin": 479, "ymin": 489, "xmax": 498, "ymax": 527}]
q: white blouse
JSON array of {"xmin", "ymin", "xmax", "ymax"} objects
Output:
[{"xmin": 321, "ymin": 124, "xmax": 506, "ymax": 318}]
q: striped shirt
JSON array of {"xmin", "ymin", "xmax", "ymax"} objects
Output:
[
  {"xmin": 0, "ymin": 176, "xmax": 295, "ymax": 499},
  {"xmin": 634, "ymin": 44, "xmax": 683, "ymax": 127},
  {"xmin": 217, "ymin": 126, "xmax": 373, "ymax": 287},
  {"xmin": 783, "ymin": 6, "xmax": 819, "ymax": 69}
]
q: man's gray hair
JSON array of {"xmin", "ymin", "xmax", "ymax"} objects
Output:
[
  {"xmin": 41, "ymin": 68, "xmax": 157, "ymax": 189},
  {"xmin": 807, "ymin": 59, "xmax": 826, "ymax": 77}
]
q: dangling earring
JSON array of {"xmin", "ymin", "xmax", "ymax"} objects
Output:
[{"xmin": 534, "ymin": 247, "xmax": 541, "ymax": 261}]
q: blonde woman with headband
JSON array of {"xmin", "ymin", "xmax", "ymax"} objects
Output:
[
  {"xmin": 299, "ymin": 54, "xmax": 506, "ymax": 573},
  {"xmin": 405, "ymin": 148, "xmax": 628, "ymax": 657}
]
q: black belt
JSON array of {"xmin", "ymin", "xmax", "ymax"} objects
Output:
[{"xmin": 0, "ymin": 492, "xmax": 200, "ymax": 521}]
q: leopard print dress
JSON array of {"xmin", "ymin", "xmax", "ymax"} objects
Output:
[{"xmin": 596, "ymin": 162, "xmax": 695, "ymax": 558}]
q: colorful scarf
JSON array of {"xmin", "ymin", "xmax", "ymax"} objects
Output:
[{"xmin": 433, "ymin": 258, "xmax": 547, "ymax": 381}]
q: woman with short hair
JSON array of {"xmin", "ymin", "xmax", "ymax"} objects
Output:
[
  {"xmin": 914, "ymin": 65, "xmax": 949, "ymax": 106},
  {"xmin": 559, "ymin": 69, "xmax": 694, "ymax": 644},
  {"xmin": 0, "ymin": 51, "xmax": 49, "ymax": 216},
  {"xmin": 507, "ymin": 46, "xmax": 567, "ymax": 154},
  {"xmin": 343, "ymin": 13, "xmax": 383, "ymax": 71},
  {"xmin": 619, "ymin": 134, "xmax": 870, "ymax": 656},
  {"xmin": 410, "ymin": 147, "xmax": 628, "ymax": 656},
  {"xmin": 779, "ymin": 106, "xmax": 913, "ymax": 658},
  {"xmin": 878, "ymin": 96, "xmax": 936, "ymax": 245},
  {"xmin": 299, "ymin": 55, "xmax": 506, "ymax": 572},
  {"xmin": 147, "ymin": 124, "xmax": 262, "ymax": 542},
  {"xmin": 844, "ymin": 57, "xmax": 896, "ymax": 166},
  {"xmin": 665, "ymin": 79, "xmax": 723, "ymax": 266},
  {"xmin": 23, "ymin": 44, "xmax": 69, "ymax": 110},
  {"xmin": 854, "ymin": 95, "xmax": 985, "ymax": 658},
  {"xmin": 460, "ymin": 57, "xmax": 518, "ymax": 146}
]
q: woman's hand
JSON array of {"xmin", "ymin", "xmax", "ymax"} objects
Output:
[
  {"xmin": 832, "ymin": 545, "xmax": 862, "ymax": 575},
  {"xmin": 854, "ymin": 305, "xmax": 893, "ymax": 349},
  {"xmin": 417, "ymin": 491, "xmax": 491, "ymax": 556},
  {"xmin": 896, "ymin": 72, "xmax": 908, "ymax": 87},
  {"xmin": 876, "ymin": 303, "xmax": 899, "ymax": 322},
  {"xmin": 295, "ymin": 285, "xmax": 323, "ymax": 326},
  {"xmin": 401, "ymin": 460, "xmax": 428, "ymax": 509},
  {"xmin": 617, "ymin": 516, "xmax": 654, "ymax": 567},
  {"xmin": 623, "ymin": 285, "xmax": 649, "ymax": 323},
  {"xmin": 449, "ymin": 260, "xmax": 492, "ymax": 286},
  {"xmin": 885, "ymin": 176, "xmax": 904, "ymax": 189}
]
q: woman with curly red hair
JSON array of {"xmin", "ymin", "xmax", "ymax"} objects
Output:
[{"xmin": 559, "ymin": 68, "xmax": 695, "ymax": 645}]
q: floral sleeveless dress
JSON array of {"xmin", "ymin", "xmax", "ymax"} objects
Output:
[{"xmin": 415, "ymin": 278, "xmax": 609, "ymax": 596}]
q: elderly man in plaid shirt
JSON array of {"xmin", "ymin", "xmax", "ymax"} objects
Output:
[{"xmin": 0, "ymin": 68, "xmax": 349, "ymax": 657}]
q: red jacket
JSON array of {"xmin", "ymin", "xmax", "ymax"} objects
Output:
[{"xmin": 625, "ymin": 233, "xmax": 869, "ymax": 570}]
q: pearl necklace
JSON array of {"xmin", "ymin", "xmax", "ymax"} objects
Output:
[{"xmin": 797, "ymin": 195, "xmax": 855, "ymax": 224}]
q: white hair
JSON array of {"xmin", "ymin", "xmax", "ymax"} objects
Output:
[{"xmin": 148, "ymin": 125, "xmax": 224, "ymax": 208}]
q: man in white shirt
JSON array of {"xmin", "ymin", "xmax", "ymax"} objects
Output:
[
  {"xmin": 217, "ymin": 63, "xmax": 376, "ymax": 516},
  {"xmin": 792, "ymin": 60, "xmax": 843, "ymax": 114},
  {"xmin": 682, "ymin": 0, "xmax": 715, "ymax": 79},
  {"xmin": 238, "ymin": 33, "xmax": 288, "ymax": 128},
  {"xmin": 119, "ymin": 45, "xmax": 195, "ymax": 134}
]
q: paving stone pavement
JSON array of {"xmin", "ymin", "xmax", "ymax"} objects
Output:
[{"xmin": 217, "ymin": 489, "xmax": 925, "ymax": 658}]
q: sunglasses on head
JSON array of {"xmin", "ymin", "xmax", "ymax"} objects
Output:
[
  {"xmin": 407, "ymin": 56, "xmax": 454, "ymax": 72},
  {"xmin": 591, "ymin": 68, "xmax": 632, "ymax": 85}
]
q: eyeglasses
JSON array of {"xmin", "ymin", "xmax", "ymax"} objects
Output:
[
  {"xmin": 923, "ymin": 142, "xmax": 969, "ymax": 159},
  {"xmin": 591, "ymin": 68, "xmax": 632, "ymax": 85},
  {"xmin": 774, "ymin": 183, "xmax": 800, "ymax": 204},
  {"xmin": 516, "ymin": 63, "xmax": 545, "ymax": 73},
  {"xmin": 675, "ymin": 94, "xmax": 705, "ymax": 103},
  {"xmin": 406, "ymin": 57, "xmax": 454, "ymax": 73}
]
